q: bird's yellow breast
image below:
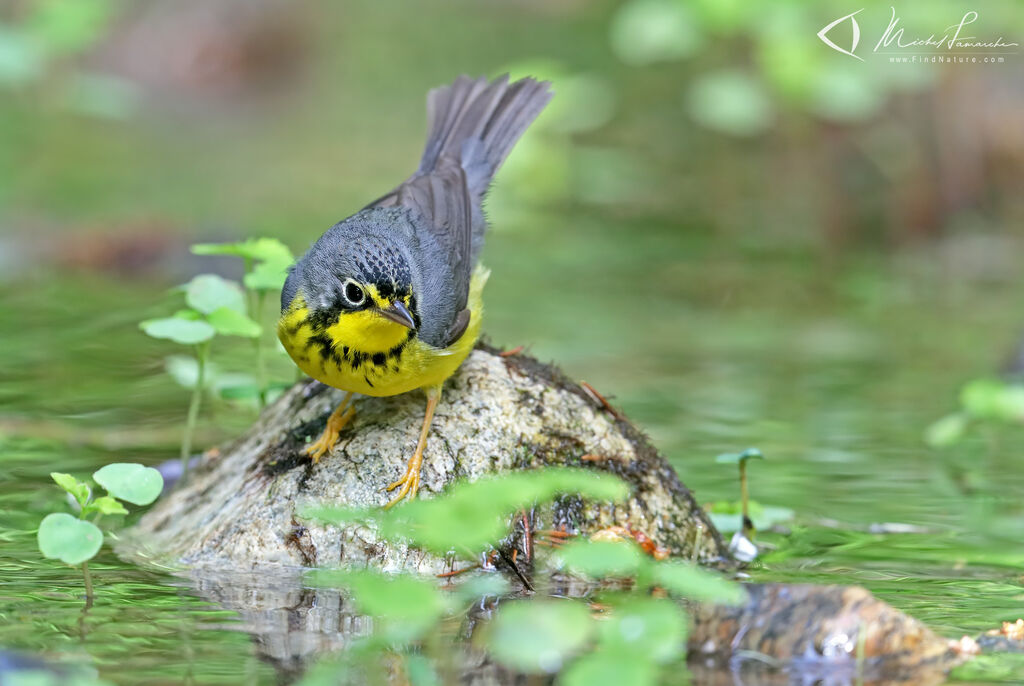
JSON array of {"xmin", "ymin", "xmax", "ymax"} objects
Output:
[{"xmin": 277, "ymin": 266, "xmax": 488, "ymax": 397}]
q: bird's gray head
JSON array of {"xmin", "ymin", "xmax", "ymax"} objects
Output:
[{"xmin": 282, "ymin": 212, "xmax": 419, "ymax": 332}]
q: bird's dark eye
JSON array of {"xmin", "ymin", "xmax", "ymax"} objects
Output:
[{"xmin": 342, "ymin": 280, "xmax": 365, "ymax": 306}]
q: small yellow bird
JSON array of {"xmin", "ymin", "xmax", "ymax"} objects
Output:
[{"xmin": 278, "ymin": 74, "xmax": 552, "ymax": 507}]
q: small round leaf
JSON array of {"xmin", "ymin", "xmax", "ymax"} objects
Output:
[
  {"xmin": 597, "ymin": 597, "xmax": 685, "ymax": 662},
  {"xmin": 93, "ymin": 463, "xmax": 163, "ymax": 506},
  {"xmin": 37, "ymin": 513, "xmax": 103, "ymax": 565},
  {"xmin": 184, "ymin": 274, "xmax": 246, "ymax": 315},
  {"xmin": 50, "ymin": 472, "xmax": 90, "ymax": 506},
  {"xmin": 560, "ymin": 649, "xmax": 655, "ymax": 686},
  {"xmin": 206, "ymin": 307, "xmax": 262, "ymax": 338},
  {"xmin": 192, "ymin": 238, "xmax": 293, "ymax": 263},
  {"xmin": 924, "ymin": 413, "xmax": 969, "ymax": 448},
  {"xmin": 610, "ymin": 0, "xmax": 702, "ymax": 66},
  {"xmin": 558, "ymin": 539, "xmax": 644, "ymax": 579},
  {"xmin": 140, "ymin": 317, "xmax": 215, "ymax": 345},
  {"xmin": 88, "ymin": 496, "xmax": 129, "ymax": 516},
  {"xmin": 485, "ymin": 600, "xmax": 593, "ymax": 674},
  {"xmin": 243, "ymin": 259, "xmax": 291, "ymax": 292},
  {"xmin": 686, "ymin": 70, "xmax": 773, "ymax": 137},
  {"xmin": 715, "ymin": 448, "xmax": 763, "ymax": 464}
]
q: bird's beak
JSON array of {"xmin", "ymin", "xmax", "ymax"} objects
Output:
[{"xmin": 378, "ymin": 300, "xmax": 416, "ymax": 330}]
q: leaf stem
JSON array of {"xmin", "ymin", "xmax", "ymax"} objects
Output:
[
  {"xmin": 739, "ymin": 461, "xmax": 751, "ymax": 535},
  {"xmin": 255, "ymin": 291, "xmax": 267, "ymax": 409},
  {"xmin": 179, "ymin": 342, "xmax": 208, "ymax": 486},
  {"xmin": 81, "ymin": 561, "xmax": 94, "ymax": 602}
]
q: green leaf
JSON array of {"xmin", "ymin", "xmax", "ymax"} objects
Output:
[
  {"xmin": 924, "ymin": 413, "xmax": 969, "ymax": 448},
  {"xmin": 609, "ymin": 0, "xmax": 702, "ymax": 66},
  {"xmin": 51, "ymin": 472, "xmax": 89, "ymax": 506},
  {"xmin": 403, "ymin": 654, "xmax": 441, "ymax": 686},
  {"xmin": 192, "ymin": 238, "xmax": 293, "ymax": 263},
  {"xmin": 961, "ymin": 379, "xmax": 1024, "ymax": 422},
  {"xmin": 244, "ymin": 259, "xmax": 291, "ymax": 291},
  {"xmin": 810, "ymin": 63, "xmax": 883, "ymax": 123},
  {"xmin": 996, "ymin": 386, "xmax": 1024, "ymax": 421},
  {"xmin": 650, "ymin": 562, "xmax": 746, "ymax": 604},
  {"xmin": 184, "ymin": 274, "xmax": 246, "ymax": 315},
  {"xmin": 308, "ymin": 570, "xmax": 445, "ymax": 639},
  {"xmin": 757, "ymin": 30, "xmax": 821, "ymax": 103},
  {"xmin": 382, "ymin": 469, "xmax": 629, "ymax": 555},
  {"xmin": 960, "ymin": 378, "xmax": 1005, "ymax": 419},
  {"xmin": 27, "ymin": 0, "xmax": 113, "ymax": 54},
  {"xmin": 686, "ymin": 70, "xmax": 773, "ymax": 137},
  {"xmin": 0, "ymin": 28, "xmax": 44, "ymax": 85},
  {"xmin": 140, "ymin": 317, "xmax": 215, "ymax": 345},
  {"xmin": 559, "ymin": 649, "xmax": 656, "ymax": 686},
  {"xmin": 596, "ymin": 597, "xmax": 685, "ymax": 662},
  {"xmin": 93, "ymin": 463, "xmax": 163, "ymax": 506},
  {"xmin": 37, "ymin": 513, "xmax": 103, "ymax": 565},
  {"xmin": 172, "ymin": 308, "xmax": 202, "ymax": 321},
  {"xmin": 691, "ymin": 0, "xmax": 753, "ymax": 34},
  {"xmin": 715, "ymin": 447, "xmax": 763, "ymax": 464},
  {"xmin": 485, "ymin": 600, "xmax": 593, "ymax": 674},
  {"xmin": 87, "ymin": 495, "xmax": 129, "ymax": 516},
  {"xmin": 557, "ymin": 539, "xmax": 644, "ymax": 579},
  {"xmin": 451, "ymin": 574, "xmax": 511, "ymax": 603},
  {"xmin": 707, "ymin": 502, "xmax": 793, "ymax": 533},
  {"xmin": 304, "ymin": 469, "xmax": 629, "ymax": 556},
  {"xmin": 207, "ymin": 306, "xmax": 262, "ymax": 338}
]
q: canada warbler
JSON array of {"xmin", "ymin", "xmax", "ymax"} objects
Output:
[{"xmin": 278, "ymin": 74, "xmax": 552, "ymax": 507}]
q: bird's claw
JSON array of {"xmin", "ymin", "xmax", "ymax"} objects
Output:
[
  {"xmin": 304, "ymin": 398, "xmax": 355, "ymax": 464},
  {"xmin": 384, "ymin": 464, "xmax": 420, "ymax": 508}
]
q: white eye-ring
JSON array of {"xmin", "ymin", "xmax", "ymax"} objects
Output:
[{"xmin": 342, "ymin": 279, "xmax": 366, "ymax": 307}]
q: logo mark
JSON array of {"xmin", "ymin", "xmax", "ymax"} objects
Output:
[{"xmin": 818, "ymin": 9, "xmax": 865, "ymax": 60}]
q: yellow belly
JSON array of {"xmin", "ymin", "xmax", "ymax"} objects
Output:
[{"xmin": 277, "ymin": 266, "xmax": 488, "ymax": 397}]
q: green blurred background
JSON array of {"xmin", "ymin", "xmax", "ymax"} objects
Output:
[{"xmin": 2, "ymin": 0, "xmax": 1024, "ymax": 681}]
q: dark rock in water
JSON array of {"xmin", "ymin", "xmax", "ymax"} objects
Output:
[
  {"xmin": 123, "ymin": 346, "xmax": 728, "ymax": 573},
  {"xmin": 689, "ymin": 584, "xmax": 961, "ymax": 685}
]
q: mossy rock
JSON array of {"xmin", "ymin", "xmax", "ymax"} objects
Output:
[{"xmin": 124, "ymin": 345, "xmax": 728, "ymax": 573}]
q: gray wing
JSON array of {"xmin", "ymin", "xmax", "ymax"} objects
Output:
[
  {"xmin": 370, "ymin": 162, "xmax": 473, "ymax": 315},
  {"xmin": 367, "ymin": 75, "xmax": 552, "ymax": 340}
]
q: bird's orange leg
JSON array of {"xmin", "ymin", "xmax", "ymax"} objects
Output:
[
  {"xmin": 305, "ymin": 393, "xmax": 355, "ymax": 463},
  {"xmin": 384, "ymin": 387, "xmax": 440, "ymax": 508}
]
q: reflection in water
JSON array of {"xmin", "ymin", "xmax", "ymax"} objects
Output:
[{"xmin": 182, "ymin": 568, "xmax": 958, "ymax": 686}]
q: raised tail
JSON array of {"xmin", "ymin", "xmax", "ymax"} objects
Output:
[{"xmin": 418, "ymin": 74, "xmax": 552, "ymax": 197}]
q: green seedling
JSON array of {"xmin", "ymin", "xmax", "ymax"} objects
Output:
[
  {"xmin": 300, "ymin": 468, "xmax": 744, "ymax": 686},
  {"xmin": 715, "ymin": 448, "xmax": 764, "ymax": 536},
  {"xmin": 140, "ymin": 273, "xmax": 261, "ymax": 484},
  {"xmin": 191, "ymin": 238, "xmax": 294, "ymax": 408},
  {"xmin": 706, "ymin": 499, "xmax": 794, "ymax": 534},
  {"xmin": 38, "ymin": 464, "xmax": 163, "ymax": 601}
]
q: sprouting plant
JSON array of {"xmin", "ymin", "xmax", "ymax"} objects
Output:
[
  {"xmin": 715, "ymin": 447, "xmax": 764, "ymax": 536},
  {"xmin": 298, "ymin": 468, "xmax": 745, "ymax": 685},
  {"xmin": 140, "ymin": 273, "xmax": 261, "ymax": 483},
  {"xmin": 38, "ymin": 463, "xmax": 163, "ymax": 601},
  {"xmin": 191, "ymin": 238, "xmax": 294, "ymax": 408}
]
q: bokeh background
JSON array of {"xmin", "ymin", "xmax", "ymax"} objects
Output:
[{"xmin": 2, "ymin": 0, "xmax": 1024, "ymax": 680}]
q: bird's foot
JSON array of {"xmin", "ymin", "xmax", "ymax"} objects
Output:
[
  {"xmin": 383, "ymin": 389, "xmax": 439, "ymax": 508},
  {"xmin": 304, "ymin": 394, "xmax": 355, "ymax": 464},
  {"xmin": 384, "ymin": 456, "xmax": 422, "ymax": 508}
]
